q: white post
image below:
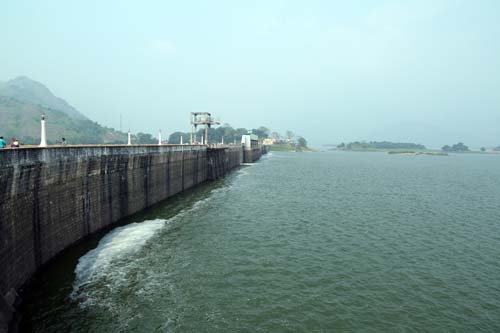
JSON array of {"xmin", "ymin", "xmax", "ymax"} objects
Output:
[
  {"xmin": 127, "ymin": 130, "xmax": 132, "ymax": 145},
  {"xmin": 221, "ymin": 137, "xmax": 224, "ymax": 145},
  {"xmin": 180, "ymin": 136, "xmax": 183, "ymax": 145},
  {"xmin": 39, "ymin": 115, "xmax": 47, "ymax": 147},
  {"xmin": 158, "ymin": 130, "xmax": 162, "ymax": 145},
  {"xmin": 201, "ymin": 136, "xmax": 204, "ymax": 145}
]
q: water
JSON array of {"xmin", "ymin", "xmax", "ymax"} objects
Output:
[{"xmin": 22, "ymin": 151, "xmax": 500, "ymax": 332}]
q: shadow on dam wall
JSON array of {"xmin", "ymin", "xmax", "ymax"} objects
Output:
[{"xmin": 0, "ymin": 144, "xmax": 247, "ymax": 331}]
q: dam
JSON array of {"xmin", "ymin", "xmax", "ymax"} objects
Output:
[{"xmin": 0, "ymin": 142, "xmax": 266, "ymax": 331}]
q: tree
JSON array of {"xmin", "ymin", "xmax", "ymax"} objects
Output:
[
  {"xmin": 298, "ymin": 137, "xmax": 307, "ymax": 148},
  {"xmin": 270, "ymin": 132, "xmax": 281, "ymax": 140},
  {"xmin": 442, "ymin": 142, "xmax": 469, "ymax": 152},
  {"xmin": 285, "ymin": 130, "xmax": 295, "ymax": 142},
  {"xmin": 480, "ymin": 147, "xmax": 486, "ymax": 152},
  {"xmin": 337, "ymin": 142, "xmax": 345, "ymax": 149},
  {"xmin": 257, "ymin": 126, "xmax": 270, "ymax": 137},
  {"xmin": 252, "ymin": 127, "xmax": 270, "ymax": 139},
  {"xmin": 136, "ymin": 132, "xmax": 156, "ymax": 144},
  {"xmin": 451, "ymin": 142, "xmax": 469, "ymax": 152},
  {"xmin": 168, "ymin": 131, "xmax": 190, "ymax": 144}
]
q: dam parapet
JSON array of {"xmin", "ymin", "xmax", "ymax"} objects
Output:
[{"xmin": 0, "ymin": 144, "xmax": 247, "ymax": 330}]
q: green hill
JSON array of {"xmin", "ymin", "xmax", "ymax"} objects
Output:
[
  {"xmin": 0, "ymin": 76, "xmax": 87, "ymax": 120},
  {"xmin": 0, "ymin": 77, "xmax": 127, "ymax": 144}
]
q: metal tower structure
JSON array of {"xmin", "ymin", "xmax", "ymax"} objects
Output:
[{"xmin": 190, "ymin": 112, "xmax": 220, "ymax": 144}]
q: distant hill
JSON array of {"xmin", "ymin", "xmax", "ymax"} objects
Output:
[
  {"xmin": 0, "ymin": 76, "xmax": 87, "ymax": 120},
  {"xmin": 0, "ymin": 76, "xmax": 126, "ymax": 144}
]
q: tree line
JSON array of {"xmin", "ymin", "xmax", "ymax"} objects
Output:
[
  {"xmin": 167, "ymin": 125, "xmax": 270, "ymax": 144},
  {"xmin": 337, "ymin": 141, "xmax": 426, "ymax": 150},
  {"xmin": 167, "ymin": 125, "xmax": 306, "ymax": 145},
  {"xmin": 441, "ymin": 142, "xmax": 469, "ymax": 152}
]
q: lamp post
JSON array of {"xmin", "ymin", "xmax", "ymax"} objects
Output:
[
  {"xmin": 39, "ymin": 115, "xmax": 47, "ymax": 147},
  {"xmin": 127, "ymin": 130, "xmax": 132, "ymax": 145}
]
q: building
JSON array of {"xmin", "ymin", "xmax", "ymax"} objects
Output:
[{"xmin": 262, "ymin": 138, "xmax": 275, "ymax": 145}]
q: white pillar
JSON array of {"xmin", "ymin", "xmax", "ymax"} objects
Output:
[
  {"xmin": 39, "ymin": 115, "xmax": 47, "ymax": 147},
  {"xmin": 221, "ymin": 137, "xmax": 224, "ymax": 145},
  {"xmin": 201, "ymin": 136, "xmax": 204, "ymax": 145},
  {"xmin": 180, "ymin": 136, "xmax": 183, "ymax": 145},
  {"xmin": 158, "ymin": 130, "xmax": 162, "ymax": 145},
  {"xmin": 127, "ymin": 130, "xmax": 132, "ymax": 145}
]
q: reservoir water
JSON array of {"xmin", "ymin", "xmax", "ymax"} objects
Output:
[{"xmin": 22, "ymin": 151, "xmax": 500, "ymax": 332}]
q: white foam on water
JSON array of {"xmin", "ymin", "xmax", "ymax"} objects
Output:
[
  {"xmin": 263, "ymin": 152, "xmax": 273, "ymax": 158},
  {"xmin": 70, "ymin": 187, "xmax": 228, "ymax": 309},
  {"xmin": 71, "ymin": 219, "xmax": 167, "ymax": 306},
  {"xmin": 236, "ymin": 168, "xmax": 251, "ymax": 179}
]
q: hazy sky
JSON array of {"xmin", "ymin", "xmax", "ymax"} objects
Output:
[{"xmin": 1, "ymin": 0, "xmax": 499, "ymax": 147}]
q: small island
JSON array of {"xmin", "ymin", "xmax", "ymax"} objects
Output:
[
  {"xmin": 335, "ymin": 141, "xmax": 429, "ymax": 153},
  {"xmin": 440, "ymin": 142, "xmax": 499, "ymax": 154},
  {"xmin": 331, "ymin": 141, "xmax": 500, "ymax": 155},
  {"xmin": 336, "ymin": 141, "xmax": 426, "ymax": 151},
  {"xmin": 388, "ymin": 151, "xmax": 448, "ymax": 156}
]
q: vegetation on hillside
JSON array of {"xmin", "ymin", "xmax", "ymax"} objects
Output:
[
  {"xmin": 0, "ymin": 76, "xmax": 139, "ymax": 145},
  {"xmin": 0, "ymin": 96, "xmax": 127, "ymax": 144},
  {"xmin": 0, "ymin": 76, "xmax": 87, "ymax": 120}
]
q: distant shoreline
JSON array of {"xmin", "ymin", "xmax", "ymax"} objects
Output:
[
  {"xmin": 330, "ymin": 148, "xmax": 500, "ymax": 155},
  {"xmin": 269, "ymin": 143, "xmax": 315, "ymax": 152}
]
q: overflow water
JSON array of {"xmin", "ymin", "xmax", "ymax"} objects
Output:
[{"xmin": 22, "ymin": 152, "xmax": 500, "ymax": 331}]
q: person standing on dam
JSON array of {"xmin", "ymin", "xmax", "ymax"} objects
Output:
[
  {"xmin": 10, "ymin": 138, "xmax": 20, "ymax": 148},
  {"xmin": 0, "ymin": 136, "xmax": 6, "ymax": 149}
]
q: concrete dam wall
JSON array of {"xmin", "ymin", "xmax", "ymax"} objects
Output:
[
  {"xmin": 208, "ymin": 146, "xmax": 243, "ymax": 180},
  {"xmin": 244, "ymin": 147, "xmax": 263, "ymax": 163},
  {"xmin": 0, "ymin": 144, "xmax": 245, "ymax": 329}
]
